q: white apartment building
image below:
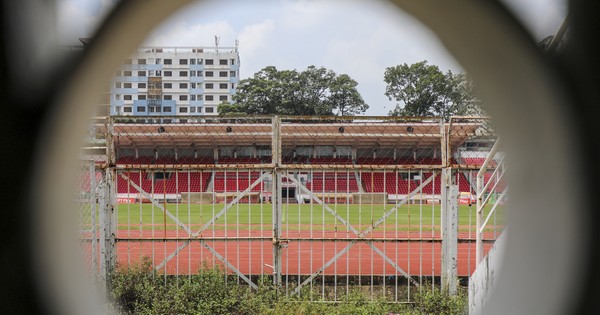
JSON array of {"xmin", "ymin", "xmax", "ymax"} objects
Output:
[{"xmin": 110, "ymin": 46, "xmax": 240, "ymax": 117}]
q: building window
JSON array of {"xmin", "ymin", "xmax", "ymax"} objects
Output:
[
  {"xmin": 179, "ymin": 71, "xmax": 188, "ymax": 77},
  {"xmin": 124, "ymin": 95, "xmax": 132, "ymax": 101},
  {"xmin": 124, "ymin": 70, "xmax": 132, "ymax": 76},
  {"xmin": 219, "ymin": 71, "xmax": 227, "ymax": 77},
  {"xmin": 164, "ymin": 59, "xmax": 172, "ymax": 65},
  {"xmin": 164, "ymin": 95, "xmax": 172, "ymax": 100},
  {"xmin": 179, "ymin": 83, "xmax": 188, "ymax": 89},
  {"xmin": 197, "ymin": 95, "xmax": 202, "ymax": 100},
  {"xmin": 115, "ymin": 94, "xmax": 121, "ymax": 100},
  {"xmin": 205, "ymin": 71, "xmax": 213, "ymax": 77},
  {"xmin": 205, "ymin": 95, "xmax": 214, "ymax": 101},
  {"xmin": 162, "ymin": 106, "xmax": 171, "ymax": 112},
  {"xmin": 205, "ymin": 83, "xmax": 214, "ymax": 89},
  {"xmin": 197, "ymin": 71, "xmax": 203, "ymax": 77},
  {"xmin": 124, "ymin": 82, "xmax": 132, "ymax": 88},
  {"xmin": 198, "ymin": 58, "xmax": 203, "ymax": 65},
  {"xmin": 179, "ymin": 107, "xmax": 188, "ymax": 113},
  {"xmin": 190, "ymin": 107, "xmax": 196, "ymax": 113},
  {"xmin": 179, "ymin": 59, "xmax": 188, "ymax": 65},
  {"xmin": 231, "ymin": 83, "xmax": 235, "ymax": 89},
  {"xmin": 115, "ymin": 106, "xmax": 121, "ymax": 113},
  {"xmin": 190, "ymin": 71, "xmax": 196, "ymax": 77},
  {"xmin": 137, "ymin": 106, "xmax": 145, "ymax": 112},
  {"xmin": 219, "ymin": 95, "xmax": 228, "ymax": 101},
  {"xmin": 115, "ymin": 82, "xmax": 121, "ymax": 88},
  {"xmin": 164, "ymin": 71, "xmax": 172, "ymax": 77},
  {"xmin": 138, "ymin": 59, "xmax": 146, "ymax": 64},
  {"xmin": 138, "ymin": 82, "xmax": 146, "ymax": 89},
  {"xmin": 230, "ymin": 71, "xmax": 236, "ymax": 77},
  {"xmin": 205, "ymin": 59, "xmax": 214, "ymax": 65},
  {"xmin": 219, "ymin": 83, "xmax": 228, "ymax": 89},
  {"xmin": 231, "ymin": 59, "xmax": 235, "ymax": 65},
  {"xmin": 138, "ymin": 95, "xmax": 147, "ymax": 100},
  {"xmin": 219, "ymin": 59, "xmax": 228, "ymax": 65},
  {"xmin": 179, "ymin": 95, "xmax": 188, "ymax": 101},
  {"xmin": 156, "ymin": 70, "xmax": 162, "ymax": 76},
  {"xmin": 149, "ymin": 106, "xmax": 160, "ymax": 113},
  {"xmin": 190, "ymin": 83, "xmax": 196, "ymax": 89},
  {"xmin": 190, "ymin": 58, "xmax": 196, "ymax": 65},
  {"xmin": 123, "ymin": 107, "xmax": 133, "ymax": 113},
  {"xmin": 190, "ymin": 95, "xmax": 196, "ymax": 101},
  {"xmin": 205, "ymin": 107, "xmax": 214, "ymax": 113},
  {"xmin": 164, "ymin": 83, "xmax": 172, "ymax": 89},
  {"xmin": 156, "ymin": 58, "xmax": 161, "ymax": 64},
  {"xmin": 138, "ymin": 71, "xmax": 146, "ymax": 77}
]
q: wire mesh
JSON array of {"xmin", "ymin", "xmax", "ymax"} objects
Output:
[{"xmin": 78, "ymin": 115, "xmax": 504, "ymax": 302}]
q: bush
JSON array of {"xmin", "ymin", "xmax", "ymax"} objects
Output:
[{"xmin": 110, "ymin": 259, "xmax": 467, "ymax": 315}]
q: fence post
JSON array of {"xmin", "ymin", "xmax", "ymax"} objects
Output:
[
  {"xmin": 271, "ymin": 116, "xmax": 282, "ymax": 287},
  {"xmin": 441, "ymin": 168, "xmax": 459, "ymax": 295},
  {"xmin": 98, "ymin": 169, "xmax": 116, "ymax": 295}
]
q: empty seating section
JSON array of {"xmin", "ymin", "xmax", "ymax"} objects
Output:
[
  {"xmin": 356, "ymin": 156, "xmax": 443, "ymax": 165},
  {"xmin": 117, "ymin": 156, "xmax": 215, "ymax": 164},
  {"xmin": 461, "ymin": 157, "xmax": 498, "ymax": 168},
  {"xmin": 218, "ymin": 157, "xmax": 262, "ymax": 164},
  {"xmin": 309, "ymin": 157, "xmax": 353, "ymax": 165},
  {"xmin": 356, "ymin": 157, "xmax": 395, "ymax": 165},
  {"xmin": 415, "ymin": 157, "xmax": 442, "ymax": 165},
  {"xmin": 116, "ymin": 156, "xmax": 153, "ymax": 164},
  {"xmin": 282, "ymin": 156, "xmax": 309, "ymax": 164},
  {"xmin": 306, "ymin": 172, "xmax": 359, "ymax": 192},
  {"xmin": 361, "ymin": 172, "xmax": 417, "ymax": 194},
  {"xmin": 80, "ymin": 171, "xmax": 103, "ymax": 193},
  {"xmin": 212, "ymin": 172, "xmax": 265, "ymax": 192},
  {"xmin": 116, "ymin": 171, "xmax": 211, "ymax": 194}
]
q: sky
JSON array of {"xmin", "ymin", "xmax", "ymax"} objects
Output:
[{"xmin": 57, "ymin": 0, "xmax": 567, "ymax": 116}]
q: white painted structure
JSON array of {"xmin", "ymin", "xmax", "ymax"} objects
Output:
[{"xmin": 110, "ymin": 46, "xmax": 240, "ymax": 116}]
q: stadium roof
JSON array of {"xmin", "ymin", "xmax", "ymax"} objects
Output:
[{"xmin": 111, "ymin": 121, "xmax": 488, "ymax": 150}]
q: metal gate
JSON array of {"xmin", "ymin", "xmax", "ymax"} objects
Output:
[{"xmin": 80, "ymin": 116, "xmax": 505, "ymax": 302}]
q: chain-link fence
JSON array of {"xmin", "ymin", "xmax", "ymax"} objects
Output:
[{"xmin": 79, "ymin": 115, "xmax": 503, "ymax": 302}]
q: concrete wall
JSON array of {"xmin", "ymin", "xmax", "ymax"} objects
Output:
[{"xmin": 468, "ymin": 230, "xmax": 507, "ymax": 314}]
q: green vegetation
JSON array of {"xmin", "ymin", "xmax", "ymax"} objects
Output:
[
  {"xmin": 110, "ymin": 258, "xmax": 468, "ymax": 315},
  {"xmin": 110, "ymin": 203, "xmax": 505, "ymax": 232},
  {"xmin": 384, "ymin": 61, "xmax": 482, "ymax": 121},
  {"xmin": 218, "ymin": 65, "xmax": 368, "ymax": 116}
]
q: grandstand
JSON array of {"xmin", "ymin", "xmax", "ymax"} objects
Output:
[
  {"xmin": 80, "ymin": 116, "xmax": 506, "ymax": 303},
  {"xmin": 106, "ymin": 116, "xmax": 501, "ymax": 204}
]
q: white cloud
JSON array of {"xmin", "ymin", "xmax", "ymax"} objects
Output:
[
  {"xmin": 146, "ymin": 20, "xmax": 237, "ymax": 47},
  {"xmin": 59, "ymin": 0, "xmax": 567, "ymax": 115},
  {"xmin": 238, "ymin": 20, "xmax": 275, "ymax": 59}
]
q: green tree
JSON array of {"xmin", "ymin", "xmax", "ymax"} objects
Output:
[
  {"xmin": 384, "ymin": 61, "xmax": 482, "ymax": 121},
  {"xmin": 218, "ymin": 66, "xmax": 368, "ymax": 116}
]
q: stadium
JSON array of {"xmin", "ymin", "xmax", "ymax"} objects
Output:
[{"xmin": 79, "ymin": 115, "xmax": 506, "ymax": 301}]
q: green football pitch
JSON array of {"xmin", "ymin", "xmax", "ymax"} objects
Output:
[{"xmin": 102, "ymin": 203, "xmax": 505, "ymax": 232}]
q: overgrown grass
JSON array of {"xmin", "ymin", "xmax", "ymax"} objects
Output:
[{"xmin": 110, "ymin": 258, "xmax": 467, "ymax": 315}]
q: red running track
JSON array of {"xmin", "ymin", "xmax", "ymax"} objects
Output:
[{"xmin": 107, "ymin": 230, "xmax": 496, "ymax": 277}]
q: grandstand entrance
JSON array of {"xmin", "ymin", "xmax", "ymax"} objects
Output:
[{"xmin": 83, "ymin": 116, "xmax": 505, "ymax": 302}]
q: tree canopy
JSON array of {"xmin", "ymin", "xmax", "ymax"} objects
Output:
[
  {"xmin": 218, "ymin": 66, "xmax": 368, "ymax": 116},
  {"xmin": 384, "ymin": 61, "xmax": 482, "ymax": 121}
]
